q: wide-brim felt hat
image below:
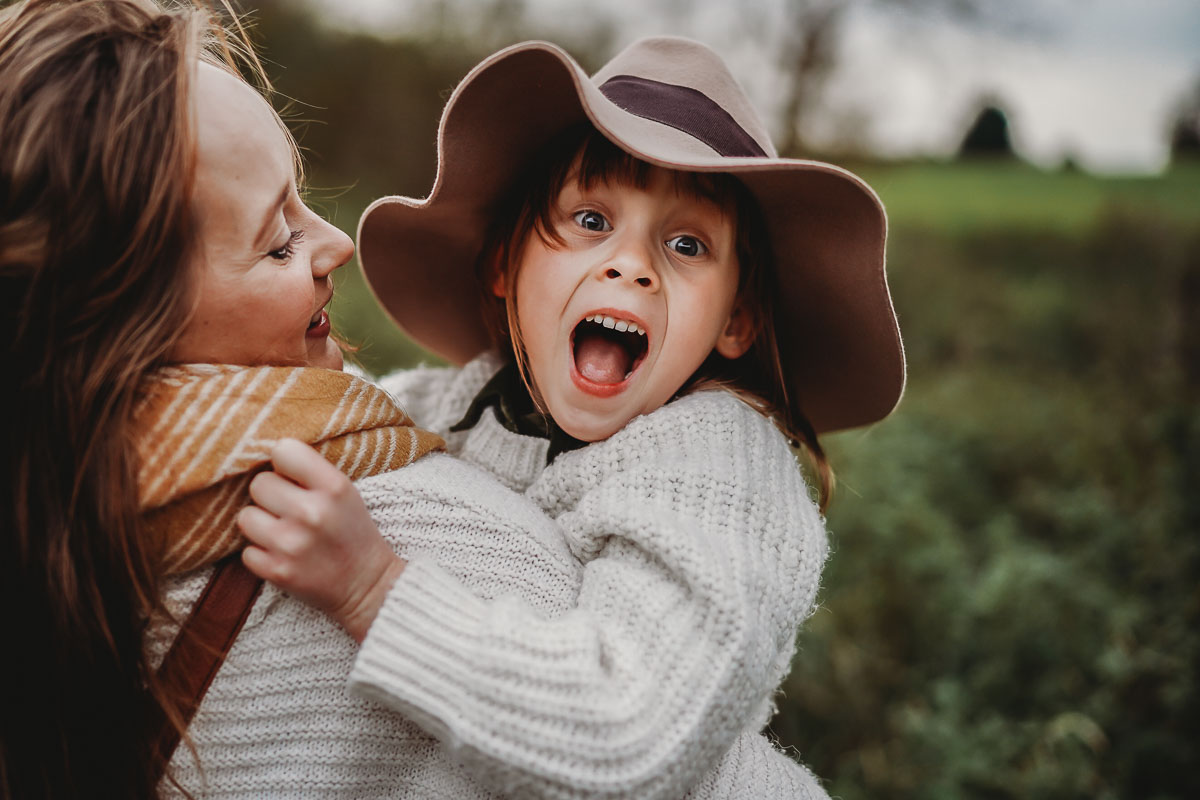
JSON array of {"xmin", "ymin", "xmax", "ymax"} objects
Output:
[{"xmin": 358, "ymin": 36, "xmax": 904, "ymax": 434}]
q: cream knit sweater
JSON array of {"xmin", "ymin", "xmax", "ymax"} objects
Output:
[
  {"xmin": 154, "ymin": 353, "xmax": 829, "ymax": 798},
  {"xmin": 355, "ymin": 353, "xmax": 829, "ymax": 798}
]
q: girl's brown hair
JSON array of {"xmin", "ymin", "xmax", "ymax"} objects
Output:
[
  {"xmin": 0, "ymin": 1, "xmax": 269, "ymax": 796},
  {"xmin": 478, "ymin": 126, "xmax": 834, "ymax": 509}
]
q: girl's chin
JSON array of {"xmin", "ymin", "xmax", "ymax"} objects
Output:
[{"xmin": 551, "ymin": 404, "xmax": 629, "ymax": 443}]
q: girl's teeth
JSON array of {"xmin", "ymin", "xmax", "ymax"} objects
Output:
[{"xmin": 584, "ymin": 314, "xmax": 645, "ymax": 335}]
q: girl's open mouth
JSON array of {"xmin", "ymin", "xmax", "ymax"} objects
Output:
[{"xmin": 570, "ymin": 313, "xmax": 648, "ymax": 391}]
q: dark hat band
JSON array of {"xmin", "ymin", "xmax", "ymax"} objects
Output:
[{"xmin": 598, "ymin": 75, "xmax": 767, "ymax": 158}]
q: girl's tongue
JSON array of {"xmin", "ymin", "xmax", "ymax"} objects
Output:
[{"xmin": 575, "ymin": 329, "xmax": 631, "ymax": 384}]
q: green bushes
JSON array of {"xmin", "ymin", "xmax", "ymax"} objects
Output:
[{"xmin": 772, "ymin": 177, "xmax": 1200, "ymax": 799}]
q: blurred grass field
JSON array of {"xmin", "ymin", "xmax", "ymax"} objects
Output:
[{"xmin": 861, "ymin": 160, "xmax": 1200, "ymax": 234}]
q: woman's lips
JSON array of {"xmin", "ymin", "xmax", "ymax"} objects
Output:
[{"xmin": 306, "ymin": 309, "xmax": 330, "ymax": 338}]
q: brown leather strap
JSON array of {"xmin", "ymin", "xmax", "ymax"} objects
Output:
[{"xmin": 153, "ymin": 554, "xmax": 263, "ymax": 774}]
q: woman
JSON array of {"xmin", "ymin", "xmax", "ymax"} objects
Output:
[
  {"xmin": 0, "ymin": 2, "xmax": 824, "ymax": 797},
  {"xmin": 0, "ymin": 1, "xmax": 444, "ymax": 795}
]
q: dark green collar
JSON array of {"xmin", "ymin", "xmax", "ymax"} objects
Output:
[{"xmin": 450, "ymin": 361, "xmax": 587, "ymax": 465}]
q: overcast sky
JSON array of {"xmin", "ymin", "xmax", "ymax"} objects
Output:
[{"xmin": 310, "ymin": 0, "xmax": 1200, "ymax": 173}]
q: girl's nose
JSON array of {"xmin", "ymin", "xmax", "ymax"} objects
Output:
[{"xmin": 600, "ymin": 239, "xmax": 659, "ymax": 291}]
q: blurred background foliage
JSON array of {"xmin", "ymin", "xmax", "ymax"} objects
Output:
[{"xmin": 241, "ymin": 1, "xmax": 1199, "ymax": 796}]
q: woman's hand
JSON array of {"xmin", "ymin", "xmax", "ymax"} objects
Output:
[{"xmin": 237, "ymin": 438, "xmax": 404, "ymax": 642}]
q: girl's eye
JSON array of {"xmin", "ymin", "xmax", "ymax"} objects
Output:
[
  {"xmin": 268, "ymin": 229, "xmax": 304, "ymax": 261},
  {"xmin": 666, "ymin": 235, "xmax": 707, "ymax": 257},
  {"xmin": 572, "ymin": 210, "xmax": 611, "ymax": 232}
]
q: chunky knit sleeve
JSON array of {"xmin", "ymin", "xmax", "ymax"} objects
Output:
[{"xmin": 349, "ymin": 391, "xmax": 827, "ymax": 799}]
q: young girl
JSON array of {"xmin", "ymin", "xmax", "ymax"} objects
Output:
[{"xmin": 239, "ymin": 37, "xmax": 904, "ymax": 798}]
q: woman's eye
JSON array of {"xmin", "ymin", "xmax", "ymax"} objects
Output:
[
  {"xmin": 667, "ymin": 235, "xmax": 707, "ymax": 257},
  {"xmin": 572, "ymin": 210, "xmax": 611, "ymax": 232},
  {"xmin": 268, "ymin": 230, "xmax": 304, "ymax": 261}
]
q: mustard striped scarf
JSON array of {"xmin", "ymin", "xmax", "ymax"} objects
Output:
[{"xmin": 134, "ymin": 364, "xmax": 444, "ymax": 575}]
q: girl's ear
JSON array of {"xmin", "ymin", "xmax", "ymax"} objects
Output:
[
  {"xmin": 488, "ymin": 258, "xmax": 507, "ymax": 298},
  {"xmin": 715, "ymin": 302, "xmax": 754, "ymax": 359}
]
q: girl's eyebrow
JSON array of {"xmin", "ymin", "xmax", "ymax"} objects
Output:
[{"xmin": 252, "ymin": 184, "xmax": 290, "ymax": 250}]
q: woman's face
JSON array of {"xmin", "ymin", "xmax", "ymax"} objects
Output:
[{"xmin": 170, "ymin": 63, "xmax": 353, "ymax": 370}]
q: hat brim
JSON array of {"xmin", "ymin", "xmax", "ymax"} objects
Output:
[{"xmin": 359, "ymin": 40, "xmax": 904, "ymax": 433}]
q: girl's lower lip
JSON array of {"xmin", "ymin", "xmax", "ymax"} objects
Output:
[{"xmin": 306, "ymin": 309, "xmax": 330, "ymax": 338}]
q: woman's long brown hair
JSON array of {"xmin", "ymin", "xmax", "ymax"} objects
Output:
[{"xmin": 0, "ymin": 1, "xmax": 258, "ymax": 796}]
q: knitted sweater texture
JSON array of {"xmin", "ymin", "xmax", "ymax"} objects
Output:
[
  {"xmin": 355, "ymin": 353, "xmax": 830, "ymax": 798},
  {"xmin": 153, "ymin": 353, "xmax": 829, "ymax": 798}
]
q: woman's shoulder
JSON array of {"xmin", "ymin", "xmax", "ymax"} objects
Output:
[
  {"xmin": 354, "ymin": 453, "xmax": 581, "ymax": 615},
  {"xmin": 356, "ymin": 450, "xmax": 547, "ymax": 525},
  {"xmin": 377, "ymin": 351, "xmax": 504, "ymax": 433}
]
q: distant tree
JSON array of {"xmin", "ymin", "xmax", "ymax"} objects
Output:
[
  {"xmin": 771, "ymin": 0, "xmax": 843, "ymax": 157},
  {"xmin": 958, "ymin": 103, "xmax": 1015, "ymax": 159},
  {"xmin": 228, "ymin": 0, "xmax": 494, "ymax": 199},
  {"xmin": 765, "ymin": 0, "xmax": 1011, "ymax": 157},
  {"xmin": 278, "ymin": 0, "xmax": 1018, "ymax": 161},
  {"xmin": 1169, "ymin": 77, "xmax": 1200, "ymax": 161},
  {"xmin": 1059, "ymin": 153, "xmax": 1083, "ymax": 173}
]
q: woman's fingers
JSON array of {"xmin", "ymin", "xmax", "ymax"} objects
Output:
[{"xmin": 269, "ymin": 438, "xmax": 345, "ymax": 490}]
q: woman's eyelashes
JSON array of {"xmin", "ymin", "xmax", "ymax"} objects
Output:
[{"xmin": 267, "ymin": 229, "xmax": 305, "ymax": 261}]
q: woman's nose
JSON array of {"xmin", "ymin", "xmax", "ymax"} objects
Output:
[{"xmin": 311, "ymin": 217, "xmax": 354, "ymax": 279}]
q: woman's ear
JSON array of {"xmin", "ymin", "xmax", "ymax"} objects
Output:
[{"xmin": 715, "ymin": 302, "xmax": 755, "ymax": 359}]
